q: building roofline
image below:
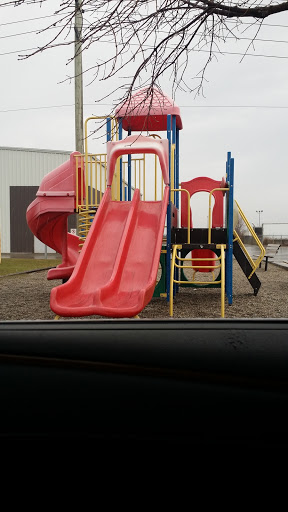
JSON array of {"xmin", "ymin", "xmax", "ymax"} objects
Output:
[{"xmin": 0, "ymin": 146, "xmax": 72, "ymax": 155}]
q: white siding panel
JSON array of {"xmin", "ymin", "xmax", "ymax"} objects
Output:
[
  {"xmin": 0, "ymin": 147, "xmax": 72, "ymax": 253},
  {"xmin": 34, "ymin": 237, "xmax": 56, "ymax": 255}
]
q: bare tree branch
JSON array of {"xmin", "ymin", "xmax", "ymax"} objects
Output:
[{"xmin": 2, "ymin": 0, "xmax": 288, "ymax": 113}]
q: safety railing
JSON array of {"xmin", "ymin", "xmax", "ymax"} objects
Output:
[
  {"xmin": 208, "ymin": 187, "xmax": 229, "ymax": 244},
  {"xmin": 84, "ymin": 116, "xmax": 120, "ymax": 201},
  {"xmin": 75, "ymin": 122, "xmax": 167, "ymax": 212},
  {"xmin": 74, "ymin": 119, "xmax": 172, "ymax": 248},
  {"xmin": 149, "ymin": 134, "xmax": 164, "ymax": 200},
  {"xmin": 171, "ymin": 188, "xmax": 190, "ymax": 242},
  {"xmin": 122, "ymin": 156, "xmax": 145, "ymax": 200},
  {"xmin": 75, "ymin": 153, "xmax": 107, "ymax": 211},
  {"xmin": 233, "ymin": 199, "xmax": 265, "ymax": 278},
  {"xmin": 169, "ymin": 244, "xmax": 226, "ymax": 318}
]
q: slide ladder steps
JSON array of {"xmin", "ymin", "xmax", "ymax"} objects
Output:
[
  {"xmin": 78, "ymin": 207, "xmax": 98, "ymax": 248},
  {"xmin": 233, "ymin": 239, "xmax": 261, "ymax": 296}
]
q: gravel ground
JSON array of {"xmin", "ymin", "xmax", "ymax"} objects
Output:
[{"xmin": 1, "ymin": 260, "xmax": 288, "ymax": 321}]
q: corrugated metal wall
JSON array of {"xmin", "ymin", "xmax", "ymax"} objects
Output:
[{"xmin": 0, "ymin": 147, "xmax": 72, "ymax": 253}]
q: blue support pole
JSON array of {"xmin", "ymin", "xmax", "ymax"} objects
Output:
[
  {"xmin": 226, "ymin": 151, "xmax": 231, "ymax": 182},
  {"xmin": 118, "ymin": 119, "xmax": 123, "ymax": 201},
  {"xmin": 166, "ymin": 115, "xmax": 172, "ymax": 301},
  {"xmin": 172, "ymin": 115, "xmax": 177, "ymax": 206},
  {"xmin": 176, "ymin": 128, "xmax": 180, "ymax": 210},
  {"xmin": 175, "ymin": 127, "xmax": 180, "ymax": 294},
  {"xmin": 128, "ymin": 127, "xmax": 132, "ymax": 201},
  {"xmin": 225, "ymin": 153, "xmax": 234, "ymax": 305},
  {"xmin": 106, "ymin": 118, "xmax": 112, "ymax": 142},
  {"xmin": 171, "ymin": 116, "xmax": 178, "ymax": 297}
]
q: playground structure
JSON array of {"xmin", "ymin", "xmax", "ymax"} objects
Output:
[{"xmin": 26, "ymin": 88, "xmax": 265, "ymax": 318}]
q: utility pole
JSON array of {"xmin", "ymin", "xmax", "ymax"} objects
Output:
[{"xmin": 74, "ymin": 0, "xmax": 84, "ymax": 154}]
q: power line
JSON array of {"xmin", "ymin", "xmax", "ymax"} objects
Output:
[
  {"xmin": 178, "ymin": 105, "xmax": 288, "ymax": 108},
  {"xmin": 0, "ymin": 28, "xmax": 53, "ymax": 39},
  {"xmin": 0, "ymin": 14, "xmax": 59, "ymax": 27},
  {"xmin": 0, "ymin": 103, "xmax": 108, "ymax": 113},
  {"xmin": 0, "ymin": 0, "xmax": 50, "ymax": 7},
  {"xmin": 2, "ymin": 42, "xmax": 288, "ymax": 59},
  {"xmin": 1, "ymin": 11, "xmax": 288, "ymax": 30},
  {"xmin": 3, "ymin": 25, "xmax": 288, "ymax": 46},
  {"xmin": 227, "ymin": 20, "xmax": 288, "ymax": 29},
  {"xmin": 1, "ymin": 103, "xmax": 288, "ymax": 113}
]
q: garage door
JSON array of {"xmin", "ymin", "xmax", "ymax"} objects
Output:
[{"xmin": 10, "ymin": 186, "xmax": 38, "ymax": 253}]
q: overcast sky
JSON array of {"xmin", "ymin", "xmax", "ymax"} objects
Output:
[{"xmin": 1, "ymin": 1, "xmax": 288, "ymax": 229}]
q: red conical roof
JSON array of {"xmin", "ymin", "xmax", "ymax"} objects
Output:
[{"xmin": 115, "ymin": 87, "xmax": 183, "ymax": 132}]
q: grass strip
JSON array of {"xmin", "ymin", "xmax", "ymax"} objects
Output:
[{"xmin": 0, "ymin": 258, "xmax": 59, "ymax": 276}]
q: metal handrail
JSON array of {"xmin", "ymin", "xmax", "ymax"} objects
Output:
[
  {"xmin": 84, "ymin": 116, "xmax": 120, "ymax": 200},
  {"xmin": 208, "ymin": 187, "xmax": 229, "ymax": 244},
  {"xmin": 234, "ymin": 199, "xmax": 265, "ymax": 277},
  {"xmin": 171, "ymin": 188, "xmax": 190, "ymax": 243},
  {"xmin": 169, "ymin": 243, "xmax": 226, "ymax": 318}
]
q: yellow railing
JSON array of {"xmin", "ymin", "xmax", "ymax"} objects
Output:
[
  {"xmin": 208, "ymin": 187, "xmax": 229, "ymax": 244},
  {"xmin": 149, "ymin": 134, "xmax": 163, "ymax": 200},
  {"xmin": 171, "ymin": 188, "xmax": 190, "ymax": 243},
  {"xmin": 76, "ymin": 120, "xmax": 166, "ymax": 212},
  {"xmin": 74, "ymin": 119, "xmax": 171, "ymax": 247},
  {"xmin": 233, "ymin": 199, "xmax": 265, "ymax": 278},
  {"xmin": 84, "ymin": 116, "xmax": 120, "ymax": 201},
  {"xmin": 122, "ymin": 156, "xmax": 145, "ymax": 200},
  {"xmin": 169, "ymin": 244, "xmax": 226, "ymax": 318}
]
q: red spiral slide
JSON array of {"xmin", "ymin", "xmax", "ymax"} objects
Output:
[{"xmin": 26, "ymin": 152, "xmax": 83, "ymax": 280}]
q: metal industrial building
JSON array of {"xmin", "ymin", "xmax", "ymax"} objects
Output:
[{"xmin": 0, "ymin": 146, "xmax": 74, "ymax": 255}]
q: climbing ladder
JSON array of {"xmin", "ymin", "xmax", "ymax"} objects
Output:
[{"xmin": 170, "ymin": 243, "xmax": 226, "ymax": 317}]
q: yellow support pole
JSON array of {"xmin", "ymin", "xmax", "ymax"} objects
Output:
[
  {"xmin": 90, "ymin": 157, "xmax": 93, "ymax": 207},
  {"xmin": 75, "ymin": 154, "xmax": 79, "ymax": 211},
  {"xmin": 143, "ymin": 154, "xmax": 146, "ymax": 201},
  {"xmin": 221, "ymin": 244, "xmax": 225, "ymax": 318},
  {"xmin": 170, "ymin": 244, "xmax": 182, "ymax": 317},
  {"xmin": 139, "ymin": 160, "xmax": 141, "ymax": 197},
  {"xmin": 104, "ymin": 154, "xmax": 107, "ymax": 198},
  {"xmin": 155, "ymin": 154, "xmax": 157, "ymax": 201},
  {"xmin": 116, "ymin": 156, "xmax": 121, "ymax": 201},
  {"xmin": 95, "ymin": 157, "xmax": 99, "ymax": 204},
  {"xmin": 135, "ymin": 159, "xmax": 137, "ymax": 191}
]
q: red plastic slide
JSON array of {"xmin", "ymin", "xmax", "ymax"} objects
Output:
[
  {"xmin": 50, "ymin": 134, "xmax": 170, "ymax": 318},
  {"xmin": 26, "ymin": 152, "xmax": 83, "ymax": 280},
  {"xmin": 50, "ymin": 186, "xmax": 169, "ymax": 317}
]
